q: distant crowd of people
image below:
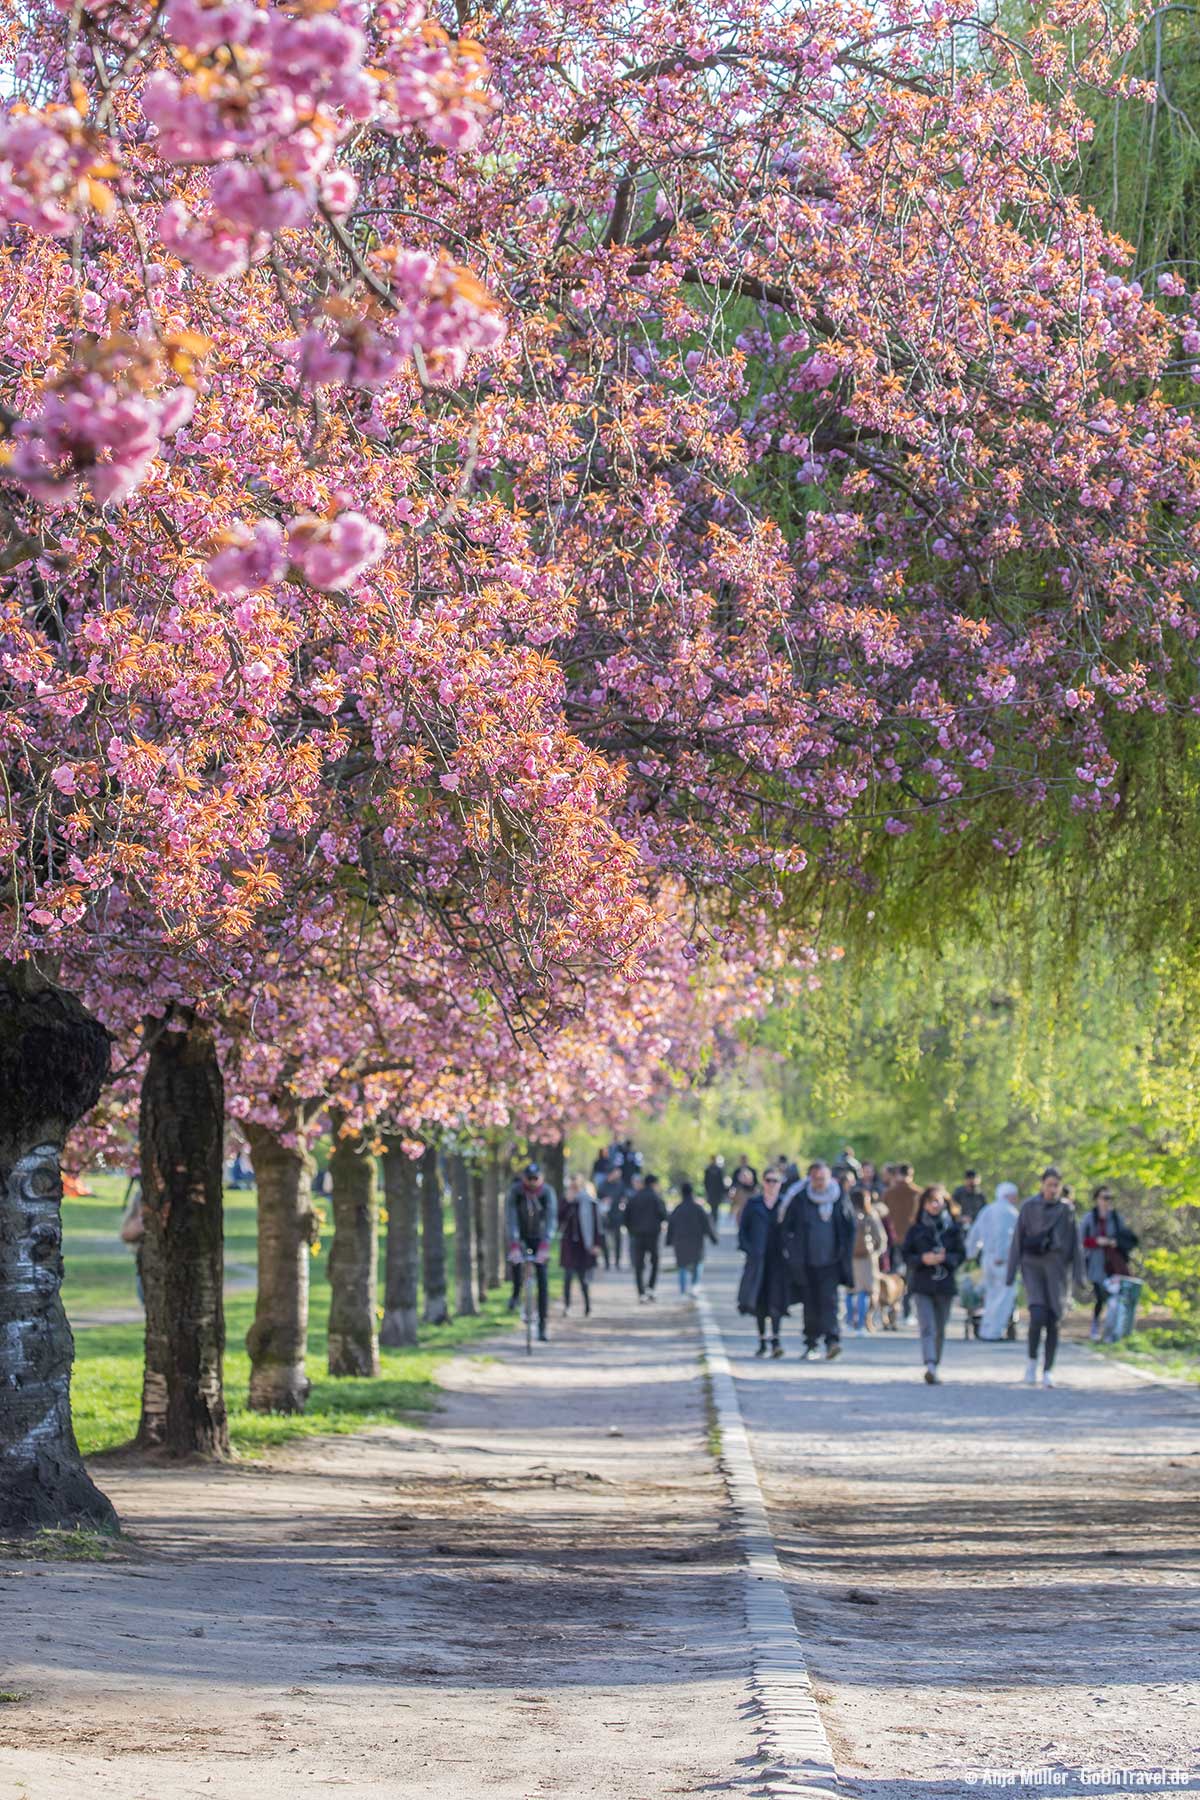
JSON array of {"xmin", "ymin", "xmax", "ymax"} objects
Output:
[
  {"xmin": 504, "ymin": 1140, "xmax": 718, "ymax": 1341},
  {"xmin": 714, "ymin": 1148, "xmax": 1139, "ymax": 1387}
]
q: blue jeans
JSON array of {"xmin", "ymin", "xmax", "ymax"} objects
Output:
[
  {"xmin": 677, "ymin": 1262, "xmax": 701, "ymax": 1294},
  {"xmin": 845, "ymin": 1290, "xmax": 869, "ymax": 1330}
]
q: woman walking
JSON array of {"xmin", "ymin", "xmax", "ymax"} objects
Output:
[
  {"xmin": 1006, "ymin": 1167, "xmax": 1085, "ymax": 1387},
  {"xmin": 736, "ymin": 1167, "xmax": 791, "ymax": 1358},
  {"xmin": 846, "ymin": 1186, "xmax": 885, "ymax": 1336},
  {"xmin": 902, "ymin": 1185, "xmax": 966, "ymax": 1385},
  {"xmin": 666, "ymin": 1180, "xmax": 719, "ymax": 1296},
  {"xmin": 1081, "ymin": 1185, "xmax": 1136, "ymax": 1342},
  {"xmin": 561, "ymin": 1174, "xmax": 602, "ymax": 1317}
]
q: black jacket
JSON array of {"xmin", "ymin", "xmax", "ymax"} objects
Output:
[
  {"xmin": 736, "ymin": 1193, "xmax": 791, "ymax": 1318},
  {"xmin": 902, "ymin": 1211, "xmax": 966, "ymax": 1299},
  {"xmin": 666, "ymin": 1196, "xmax": 719, "ymax": 1265},
  {"xmin": 780, "ymin": 1186, "xmax": 856, "ymax": 1289},
  {"xmin": 703, "ymin": 1162, "xmax": 728, "ymax": 1206},
  {"xmin": 624, "ymin": 1186, "xmax": 668, "ymax": 1239}
]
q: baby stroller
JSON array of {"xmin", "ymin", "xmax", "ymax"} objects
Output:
[{"xmin": 959, "ymin": 1270, "xmax": 985, "ymax": 1339}]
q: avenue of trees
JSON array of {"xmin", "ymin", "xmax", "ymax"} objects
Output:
[{"xmin": 4, "ymin": 0, "xmax": 1200, "ymax": 1530}]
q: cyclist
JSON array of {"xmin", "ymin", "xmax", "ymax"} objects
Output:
[{"xmin": 506, "ymin": 1161, "xmax": 558, "ymax": 1343}]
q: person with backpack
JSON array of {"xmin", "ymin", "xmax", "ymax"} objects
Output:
[
  {"xmin": 666, "ymin": 1180, "xmax": 719, "ymax": 1296},
  {"xmin": 903, "ymin": 1185, "xmax": 966, "ymax": 1384},
  {"xmin": 625, "ymin": 1172, "xmax": 668, "ymax": 1302},
  {"xmin": 561, "ymin": 1174, "xmax": 602, "ymax": 1318},
  {"xmin": 780, "ymin": 1160, "xmax": 856, "ymax": 1361},
  {"xmin": 1081, "ymin": 1185, "xmax": 1138, "ymax": 1341},
  {"xmin": 506, "ymin": 1161, "xmax": 558, "ymax": 1343},
  {"xmin": 1007, "ymin": 1167, "xmax": 1085, "ymax": 1387}
]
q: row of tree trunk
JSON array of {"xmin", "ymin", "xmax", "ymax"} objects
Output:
[{"xmin": 0, "ymin": 961, "xmax": 563, "ymax": 1526}]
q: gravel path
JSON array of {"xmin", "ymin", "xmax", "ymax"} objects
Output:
[
  {"xmin": 0, "ymin": 1263, "xmax": 753, "ymax": 1800},
  {"xmin": 702, "ymin": 1237, "xmax": 1200, "ymax": 1799}
]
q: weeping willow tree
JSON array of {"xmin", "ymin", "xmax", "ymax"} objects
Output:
[{"xmin": 1075, "ymin": 4, "xmax": 1200, "ymax": 274}]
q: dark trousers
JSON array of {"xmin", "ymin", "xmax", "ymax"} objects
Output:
[
  {"xmin": 755, "ymin": 1308, "xmax": 783, "ymax": 1340},
  {"xmin": 632, "ymin": 1234, "xmax": 660, "ymax": 1295},
  {"xmin": 801, "ymin": 1265, "xmax": 841, "ymax": 1348},
  {"xmin": 607, "ymin": 1227, "xmax": 622, "ymax": 1269},
  {"xmin": 1029, "ymin": 1304, "xmax": 1059, "ymax": 1371},
  {"xmin": 1092, "ymin": 1281, "xmax": 1108, "ymax": 1321},
  {"xmin": 510, "ymin": 1259, "xmax": 549, "ymax": 1330},
  {"xmin": 563, "ymin": 1269, "xmax": 591, "ymax": 1313}
]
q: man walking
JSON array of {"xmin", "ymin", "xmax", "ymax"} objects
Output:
[
  {"xmin": 666, "ymin": 1180, "xmax": 719, "ymax": 1296},
  {"xmin": 781, "ymin": 1161, "xmax": 855, "ymax": 1361},
  {"xmin": 506, "ymin": 1162, "xmax": 558, "ymax": 1343},
  {"xmin": 703, "ymin": 1154, "xmax": 728, "ymax": 1233},
  {"xmin": 952, "ymin": 1168, "xmax": 987, "ymax": 1225},
  {"xmin": 625, "ymin": 1172, "xmax": 668, "ymax": 1302},
  {"xmin": 598, "ymin": 1162, "xmax": 627, "ymax": 1269}
]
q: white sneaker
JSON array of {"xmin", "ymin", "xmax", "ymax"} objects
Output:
[
  {"xmin": 1023, "ymin": 1361, "xmax": 1038, "ymax": 1386},
  {"xmin": 1042, "ymin": 1371, "xmax": 1056, "ymax": 1389}
]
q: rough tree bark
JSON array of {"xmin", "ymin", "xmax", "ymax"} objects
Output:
[
  {"xmin": 380, "ymin": 1134, "xmax": 420, "ymax": 1347},
  {"xmin": 326, "ymin": 1119, "xmax": 380, "ymax": 1377},
  {"xmin": 245, "ymin": 1116, "xmax": 315, "ymax": 1413},
  {"xmin": 484, "ymin": 1147, "xmax": 502, "ymax": 1287},
  {"xmin": 472, "ymin": 1163, "xmax": 487, "ymax": 1301},
  {"xmin": 450, "ymin": 1151, "xmax": 476, "ymax": 1318},
  {"xmin": 0, "ymin": 962, "xmax": 115, "ymax": 1533},
  {"xmin": 420, "ymin": 1143, "xmax": 449, "ymax": 1324},
  {"xmin": 137, "ymin": 1008, "xmax": 229, "ymax": 1458}
]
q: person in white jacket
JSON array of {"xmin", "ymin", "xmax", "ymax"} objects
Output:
[{"xmin": 966, "ymin": 1181, "xmax": 1021, "ymax": 1340}]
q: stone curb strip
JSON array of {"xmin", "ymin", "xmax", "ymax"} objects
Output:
[{"xmin": 697, "ymin": 1288, "xmax": 840, "ymax": 1800}]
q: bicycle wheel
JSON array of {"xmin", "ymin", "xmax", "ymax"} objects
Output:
[{"xmin": 523, "ymin": 1262, "xmax": 535, "ymax": 1355}]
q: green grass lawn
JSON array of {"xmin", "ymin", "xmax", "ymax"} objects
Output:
[
  {"xmin": 1097, "ymin": 1322, "xmax": 1200, "ymax": 1385},
  {"xmin": 66, "ymin": 1172, "xmax": 514, "ymax": 1458}
]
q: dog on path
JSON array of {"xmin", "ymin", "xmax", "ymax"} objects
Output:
[{"xmin": 870, "ymin": 1273, "xmax": 905, "ymax": 1332}]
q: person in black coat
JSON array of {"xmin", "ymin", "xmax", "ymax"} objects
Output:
[
  {"xmin": 902, "ymin": 1185, "xmax": 966, "ymax": 1385},
  {"xmin": 737, "ymin": 1168, "xmax": 792, "ymax": 1357},
  {"xmin": 624, "ymin": 1173, "xmax": 668, "ymax": 1301},
  {"xmin": 703, "ymin": 1155, "xmax": 728, "ymax": 1231},
  {"xmin": 667, "ymin": 1180, "xmax": 719, "ymax": 1296},
  {"xmin": 780, "ymin": 1161, "xmax": 856, "ymax": 1361}
]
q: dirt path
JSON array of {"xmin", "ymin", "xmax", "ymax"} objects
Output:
[
  {"xmin": 702, "ymin": 1241, "xmax": 1200, "ymax": 1799},
  {"xmin": 0, "ymin": 1265, "xmax": 752, "ymax": 1800}
]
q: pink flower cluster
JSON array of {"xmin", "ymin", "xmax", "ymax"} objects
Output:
[
  {"xmin": 296, "ymin": 255, "xmax": 504, "ymax": 390},
  {"xmin": 0, "ymin": 106, "xmax": 102, "ymax": 238},
  {"xmin": 7, "ymin": 376, "xmax": 194, "ymax": 509}
]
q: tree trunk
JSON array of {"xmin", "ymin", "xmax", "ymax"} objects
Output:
[
  {"xmin": 450, "ymin": 1152, "xmax": 476, "ymax": 1317},
  {"xmin": 420, "ymin": 1143, "xmax": 449, "ymax": 1324},
  {"xmin": 326, "ymin": 1121, "xmax": 380, "ymax": 1377},
  {"xmin": 380, "ymin": 1135, "xmax": 420, "ymax": 1347},
  {"xmin": 538, "ymin": 1138, "xmax": 567, "ymax": 1205},
  {"xmin": 472, "ymin": 1164, "xmax": 487, "ymax": 1301},
  {"xmin": 0, "ymin": 962, "xmax": 115, "ymax": 1533},
  {"xmin": 137, "ymin": 1009, "xmax": 229, "ymax": 1458},
  {"xmin": 484, "ymin": 1148, "xmax": 502, "ymax": 1287},
  {"xmin": 244, "ymin": 1118, "xmax": 314, "ymax": 1413}
]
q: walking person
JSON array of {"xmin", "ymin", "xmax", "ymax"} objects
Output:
[
  {"xmin": 703, "ymin": 1154, "xmax": 728, "ymax": 1234},
  {"xmin": 598, "ymin": 1162, "xmax": 627, "ymax": 1269},
  {"xmin": 667, "ymin": 1180, "xmax": 719, "ymax": 1296},
  {"xmin": 1007, "ymin": 1167, "xmax": 1085, "ymax": 1388},
  {"xmin": 966, "ymin": 1180, "xmax": 1021, "ymax": 1340},
  {"xmin": 625, "ymin": 1172, "xmax": 668, "ymax": 1303},
  {"xmin": 846, "ymin": 1185, "xmax": 885, "ymax": 1336},
  {"xmin": 561, "ymin": 1174, "xmax": 602, "ymax": 1318},
  {"xmin": 903, "ymin": 1185, "xmax": 966, "ymax": 1385},
  {"xmin": 728, "ymin": 1164, "xmax": 756, "ymax": 1226},
  {"xmin": 737, "ymin": 1167, "xmax": 791, "ymax": 1357},
  {"xmin": 781, "ymin": 1160, "xmax": 856, "ymax": 1361},
  {"xmin": 1081, "ymin": 1185, "xmax": 1137, "ymax": 1342},
  {"xmin": 506, "ymin": 1161, "xmax": 558, "ymax": 1343},
  {"xmin": 952, "ymin": 1168, "xmax": 987, "ymax": 1226}
]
